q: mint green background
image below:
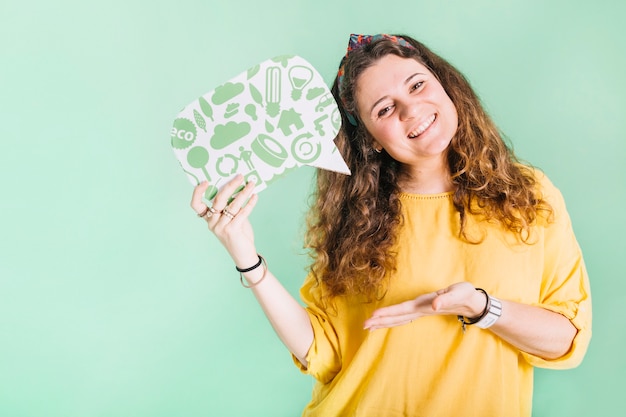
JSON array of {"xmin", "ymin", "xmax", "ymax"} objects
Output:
[{"xmin": 1, "ymin": 1, "xmax": 624, "ymax": 416}]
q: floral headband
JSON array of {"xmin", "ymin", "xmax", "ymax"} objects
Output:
[{"xmin": 337, "ymin": 34, "xmax": 415, "ymax": 125}]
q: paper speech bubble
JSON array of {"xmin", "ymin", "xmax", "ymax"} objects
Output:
[{"xmin": 171, "ymin": 55, "xmax": 351, "ymax": 202}]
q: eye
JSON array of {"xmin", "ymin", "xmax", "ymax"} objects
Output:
[
  {"xmin": 410, "ymin": 81, "xmax": 424, "ymax": 92},
  {"xmin": 377, "ymin": 105, "xmax": 394, "ymax": 118}
]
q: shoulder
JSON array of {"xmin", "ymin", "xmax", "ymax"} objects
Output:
[
  {"xmin": 522, "ymin": 166, "xmax": 571, "ymax": 226},
  {"xmin": 528, "ymin": 167, "xmax": 564, "ymax": 206}
]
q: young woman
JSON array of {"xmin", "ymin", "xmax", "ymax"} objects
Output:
[{"xmin": 190, "ymin": 34, "xmax": 591, "ymax": 416}]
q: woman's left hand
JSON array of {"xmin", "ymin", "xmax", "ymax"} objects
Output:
[{"xmin": 363, "ymin": 282, "xmax": 485, "ymax": 330}]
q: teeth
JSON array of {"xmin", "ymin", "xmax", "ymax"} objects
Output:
[{"xmin": 408, "ymin": 114, "xmax": 436, "ymax": 138}]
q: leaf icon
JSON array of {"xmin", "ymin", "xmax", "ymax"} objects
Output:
[
  {"xmin": 194, "ymin": 109, "xmax": 207, "ymax": 132},
  {"xmin": 249, "ymin": 84, "xmax": 263, "ymax": 106},
  {"xmin": 199, "ymin": 97, "xmax": 214, "ymax": 121},
  {"xmin": 271, "ymin": 55, "xmax": 293, "ymax": 68},
  {"xmin": 247, "ymin": 64, "xmax": 260, "ymax": 80}
]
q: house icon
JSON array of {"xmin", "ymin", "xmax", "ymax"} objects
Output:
[{"xmin": 277, "ymin": 108, "xmax": 304, "ymax": 136}]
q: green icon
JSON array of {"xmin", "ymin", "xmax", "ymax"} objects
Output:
[
  {"xmin": 212, "ymin": 82, "xmax": 245, "ymax": 105},
  {"xmin": 216, "ymin": 154, "xmax": 239, "ymax": 177},
  {"xmin": 193, "ymin": 109, "xmax": 206, "ymax": 132},
  {"xmin": 210, "ymin": 121, "xmax": 251, "ymax": 149},
  {"xmin": 292, "ymin": 132, "xmax": 321, "ymax": 164},
  {"xmin": 288, "ymin": 66, "xmax": 313, "ymax": 100},
  {"xmin": 201, "ymin": 179, "xmax": 221, "ymax": 203},
  {"xmin": 187, "ymin": 146, "xmax": 212, "ymax": 182},
  {"xmin": 238, "ymin": 146, "xmax": 254, "ymax": 170},
  {"xmin": 277, "ymin": 108, "xmax": 304, "ymax": 136},
  {"xmin": 306, "ymin": 87, "xmax": 324, "ymax": 100},
  {"xmin": 199, "ymin": 97, "xmax": 214, "ymax": 121},
  {"xmin": 315, "ymin": 93, "xmax": 335, "ymax": 112},
  {"xmin": 251, "ymin": 134, "xmax": 288, "ymax": 168},
  {"xmin": 271, "ymin": 55, "xmax": 293, "ymax": 68},
  {"xmin": 265, "ymin": 66, "xmax": 281, "ymax": 117},
  {"xmin": 204, "ymin": 184, "xmax": 218, "ymax": 201},
  {"xmin": 224, "ymin": 103, "xmax": 239, "ymax": 118},
  {"xmin": 171, "ymin": 118, "xmax": 197, "ymax": 150},
  {"xmin": 249, "ymin": 84, "xmax": 263, "ymax": 106},
  {"xmin": 245, "ymin": 104, "xmax": 258, "ymax": 121},
  {"xmin": 313, "ymin": 115, "xmax": 328, "ymax": 136},
  {"xmin": 247, "ymin": 64, "xmax": 260, "ymax": 80}
]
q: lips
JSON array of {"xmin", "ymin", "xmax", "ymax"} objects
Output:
[{"xmin": 408, "ymin": 114, "xmax": 436, "ymax": 138}]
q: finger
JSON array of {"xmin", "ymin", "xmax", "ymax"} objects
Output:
[
  {"xmin": 370, "ymin": 292, "xmax": 437, "ymax": 319},
  {"xmin": 370, "ymin": 299, "xmax": 419, "ymax": 319},
  {"xmin": 212, "ymin": 174, "xmax": 245, "ymax": 212},
  {"xmin": 191, "ymin": 181, "xmax": 210, "ymax": 212},
  {"xmin": 222, "ymin": 179, "xmax": 256, "ymax": 217},
  {"xmin": 364, "ymin": 314, "xmax": 416, "ymax": 330},
  {"xmin": 228, "ymin": 192, "xmax": 258, "ymax": 225},
  {"xmin": 214, "ymin": 180, "xmax": 254, "ymax": 226}
]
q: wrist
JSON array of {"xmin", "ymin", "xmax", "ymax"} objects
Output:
[
  {"xmin": 457, "ymin": 288, "xmax": 502, "ymax": 332},
  {"xmin": 468, "ymin": 289, "xmax": 488, "ymax": 319},
  {"xmin": 231, "ymin": 250, "xmax": 259, "ymax": 271},
  {"xmin": 236, "ymin": 254, "xmax": 268, "ymax": 288}
]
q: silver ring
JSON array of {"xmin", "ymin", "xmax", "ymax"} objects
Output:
[{"xmin": 222, "ymin": 208, "xmax": 235, "ymax": 220}]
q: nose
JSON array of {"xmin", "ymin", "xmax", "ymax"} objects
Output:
[{"xmin": 398, "ymin": 99, "xmax": 420, "ymax": 121}]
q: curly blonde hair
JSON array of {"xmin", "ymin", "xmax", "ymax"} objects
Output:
[{"xmin": 305, "ymin": 35, "xmax": 551, "ymax": 299}]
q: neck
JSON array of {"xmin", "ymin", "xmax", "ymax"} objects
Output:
[{"xmin": 399, "ymin": 156, "xmax": 453, "ymax": 194}]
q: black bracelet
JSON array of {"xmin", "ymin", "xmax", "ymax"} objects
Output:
[
  {"xmin": 457, "ymin": 288, "xmax": 490, "ymax": 332},
  {"xmin": 235, "ymin": 255, "xmax": 263, "ymax": 273},
  {"xmin": 239, "ymin": 255, "xmax": 268, "ymax": 289}
]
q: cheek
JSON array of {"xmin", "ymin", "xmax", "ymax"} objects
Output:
[
  {"xmin": 371, "ymin": 123, "xmax": 398, "ymax": 144},
  {"xmin": 451, "ymin": 105, "xmax": 459, "ymax": 129},
  {"xmin": 445, "ymin": 97, "xmax": 459, "ymax": 131}
]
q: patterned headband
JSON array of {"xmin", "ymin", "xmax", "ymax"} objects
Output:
[{"xmin": 337, "ymin": 34, "xmax": 415, "ymax": 125}]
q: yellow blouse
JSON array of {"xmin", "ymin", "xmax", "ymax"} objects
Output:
[{"xmin": 293, "ymin": 171, "xmax": 591, "ymax": 417}]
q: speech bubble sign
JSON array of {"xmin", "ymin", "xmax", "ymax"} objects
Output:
[{"xmin": 171, "ymin": 55, "xmax": 351, "ymax": 203}]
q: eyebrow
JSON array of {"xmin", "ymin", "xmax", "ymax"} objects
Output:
[{"xmin": 369, "ymin": 72, "xmax": 425, "ymax": 114}]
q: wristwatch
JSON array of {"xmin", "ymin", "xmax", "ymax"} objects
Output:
[{"xmin": 475, "ymin": 294, "xmax": 502, "ymax": 329}]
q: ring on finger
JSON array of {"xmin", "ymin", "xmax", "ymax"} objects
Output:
[
  {"xmin": 206, "ymin": 206, "xmax": 218, "ymax": 218},
  {"xmin": 222, "ymin": 207, "xmax": 236, "ymax": 220},
  {"xmin": 198, "ymin": 206, "xmax": 219, "ymax": 219},
  {"xmin": 197, "ymin": 207, "xmax": 209, "ymax": 218}
]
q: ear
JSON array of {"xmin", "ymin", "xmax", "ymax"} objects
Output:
[{"xmin": 372, "ymin": 141, "xmax": 383, "ymax": 153}]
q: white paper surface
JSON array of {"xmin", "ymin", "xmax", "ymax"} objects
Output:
[{"xmin": 171, "ymin": 55, "xmax": 350, "ymax": 202}]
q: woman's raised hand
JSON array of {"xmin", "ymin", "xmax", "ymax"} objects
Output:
[{"xmin": 190, "ymin": 174, "xmax": 259, "ymax": 268}]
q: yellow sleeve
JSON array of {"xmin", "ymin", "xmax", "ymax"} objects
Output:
[
  {"xmin": 522, "ymin": 172, "xmax": 592, "ymax": 369},
  {"xmin": 291, "ymin": 275, "xmax": 342, "ymax": 384}
]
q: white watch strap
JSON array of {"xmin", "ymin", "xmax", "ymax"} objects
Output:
[{"xmin": 475, "ymin": 296, "xmax": 502, "ymax": 329}]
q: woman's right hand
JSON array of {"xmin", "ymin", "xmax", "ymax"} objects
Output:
[{"xmin": 190, "ymin": 174, "xmax": 259, "ymax": 269}]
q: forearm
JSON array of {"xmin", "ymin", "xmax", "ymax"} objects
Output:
[
  {"xmin": 366, "ymin": 283, "xmax": 578, "ymax": 360},
  {"xmin": 190, "ymin": 180, "xmax": 314, "ymax": 365},
  {"xmin": 487, "ymin": 299, "xmax": 577, "ymax": 360},
  {"xmin": 241, "ymin": 264, "xmax": 314, "ymax": 366},
  {"xmin": 464, "ymin": 290, "xmax": 577, "ymax": 359}
]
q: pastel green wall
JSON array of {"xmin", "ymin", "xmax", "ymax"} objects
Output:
[{"xmin": 1, "ymin": 0, "xmax": 624, "ymax": 416}]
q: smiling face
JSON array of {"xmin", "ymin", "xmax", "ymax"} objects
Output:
[{"xmin": 355, "ymin": 54, "xmax": 458, "ymax": 169}]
